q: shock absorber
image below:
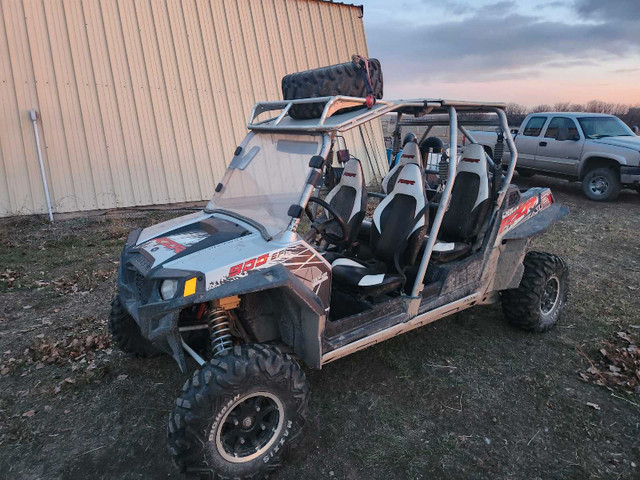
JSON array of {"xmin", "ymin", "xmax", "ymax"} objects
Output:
[
  {"xmin": 493, "ymin": 130, "xmax": 505, "ymax": 164},
  {"xmin": 205, "ymin": 307, "xmax": 233, "ymax": 356},
  {"xmin": 438, "ymin": 151, "xmax": 450, "ymax": 182}
]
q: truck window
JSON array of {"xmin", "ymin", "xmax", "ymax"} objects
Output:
[
  {"xmin": 522, "ymin": 116, "xmax": 546, "ymax": 136},
  {"xmin": 544, "ymin": 117, "xmax": 579, "ymax": 139},
  {"xmin": 577, "ymin": 116, "xmax": 635, "ymax": 139}
]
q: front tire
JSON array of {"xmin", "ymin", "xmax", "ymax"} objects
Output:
[
  {"xmin": 167, "ymin": 345, "xmax": 309, "ymax": 479},
  {"xmin": 582, "ymin": 167, "xmax": 621, "ymax": 201},
  {"xmin": 501, "ymin": 252, "xmax": 569, "ymax": 333},
  {"xmin": 108, "ymin": 294, "xmax": 160, "ymax": 357}
]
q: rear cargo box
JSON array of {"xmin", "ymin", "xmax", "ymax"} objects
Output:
[{"xmin": 282, "ymin": 58, "xmax": 383, "ymax": 120}]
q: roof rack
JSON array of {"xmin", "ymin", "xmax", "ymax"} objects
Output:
[{"xmin": 247, "ymin": 96, "xmax": 507, "ymax": 133}]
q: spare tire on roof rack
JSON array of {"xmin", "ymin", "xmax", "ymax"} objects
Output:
[{"xmin": 281, "ymin": 56, "xmax": 383, "ymax": 120}]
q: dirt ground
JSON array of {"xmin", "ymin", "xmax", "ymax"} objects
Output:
[{"xmin": 1, "ymin": 176, "xmax": 639, "ymax": 480}]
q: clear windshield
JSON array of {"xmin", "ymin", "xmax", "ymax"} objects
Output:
[
  {"xmin": 205, "ymin": 132, "xmax": 323, "ymax": 237},
  {"xmin": 578, "ymin": 117, "xmax": 634, "ymax": 139}
]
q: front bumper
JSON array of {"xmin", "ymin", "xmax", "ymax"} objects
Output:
[
  {"xmin": 621, "ymin": 165, "xmax": 640, "ymax": 185},
  {"xmin": 117, "ymin": 235, "xmax": 205, "ymax": 372}
]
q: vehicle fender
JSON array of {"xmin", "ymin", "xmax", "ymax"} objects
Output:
[
  {"xmin": 501, "ymin": 203, "xmax": 569, "ymax": 241},
  {"xmin": 137, "ymin": 264, "xmax": 326, "ymax": 370},
  {"xmin": 491, "ymin": 238, "xmax": 528, "ymax": 292},
  {"xmin": 578, "ymin": 152, "xmax": 627, "ymax": 178}
]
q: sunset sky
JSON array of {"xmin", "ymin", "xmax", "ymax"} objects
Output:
[{"xmin": 363, "ymin": 0, "xmax": 640, "ymax": 106}]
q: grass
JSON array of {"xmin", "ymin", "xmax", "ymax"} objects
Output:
[{"xmin": 1, "ymin": 179, "xmax": 639, "ymax": 479}]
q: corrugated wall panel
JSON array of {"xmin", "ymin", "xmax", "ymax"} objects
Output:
[
  {"xmin": 81, "ymin": 0, "xmax": 135, "ymax": 206},
  {"xmin": 1, "ymin": 0, "xmax": 387, "ymax": 217},
  {"xmin": 2, "ymin": 0, "xmax": 43, "ymax": 214},
  {"xmin": 100, "ymin": 0, "xmax": 153, "ymax": 206}
]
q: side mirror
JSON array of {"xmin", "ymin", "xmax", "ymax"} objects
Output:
[
  {"xmin": 555, "ymin": 127, "xmax": 569, "ymax": 141},
  {"xmin": 511, "ymin": 128, "xmax": 519, "ymax": 135}
]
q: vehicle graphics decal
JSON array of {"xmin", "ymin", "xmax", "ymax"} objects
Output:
[
  {"xmin": 499, "ymin": 191, "xmax": 553, "ymax": 235},
  {"xmin": 207, "ymin": 242, "xmax": 331, "ymax": 308},
  {"xmin": 140, "ymin": 230, "xmax": 210, "ymax": 255},
  {"xmin": 153, "ymin": 237, "xmax": 186, "ymax": 254}
]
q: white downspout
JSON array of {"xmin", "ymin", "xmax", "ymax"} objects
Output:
[{"xmin": 29, "ymin": 109, "xmax": 53, "ymax": 223}]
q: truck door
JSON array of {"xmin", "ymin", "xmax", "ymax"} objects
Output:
[
  {"xmin": 536, "ymin": 117, "xmax": 584, "ymax": 175},
  {"xmin": 515, "ymin": 116, "xmax": 548, "ymax": 168}
]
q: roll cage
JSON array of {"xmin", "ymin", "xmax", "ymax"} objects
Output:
[{"xmin": 248, "ymin": 96, "xmax": 518, "ymax": 313}]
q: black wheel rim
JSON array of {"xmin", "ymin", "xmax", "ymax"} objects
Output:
[
  {"xmin": 589, "ymin": 176, "xmax": 609, "ymax": 196},
  {"xmin": 540, "ymin": 276, "xmax": 560, "ymax": 315},
  {"xmin": 214, "ymin": 392, "xmax": 284, "ymax": 463}
]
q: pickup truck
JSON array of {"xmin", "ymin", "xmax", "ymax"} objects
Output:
[{"xmin": 469, "ymin": 112, "xmax": 640, "ymax": 201}]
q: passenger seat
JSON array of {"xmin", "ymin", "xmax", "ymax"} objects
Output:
[{"xmin": 430, "ymin": 143, "xmax": 491, "ymax": 262}]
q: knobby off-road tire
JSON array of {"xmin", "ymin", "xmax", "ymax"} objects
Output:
[
  {"xmin": 108, "ymin": 294, "xmax": 160, "ymax": 357},
  {"xmin": 501, "ymin": 252, "xmax": 569, "ymax": 333},
  {"xmin": 167, "ymin": 344, "xmax": 309, "ymax": 480},
  {"xmin": 581, "ymin": 167, "xmax": 621, "ymax": 201}
]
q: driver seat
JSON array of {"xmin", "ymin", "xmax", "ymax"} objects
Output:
[
  {"xmin": 323, "ymin": 157, "xmax": 367, "ymax": 247},
  {"xmin": 331, "ymin": 161, "xmax": 428, "ymax": 296}
]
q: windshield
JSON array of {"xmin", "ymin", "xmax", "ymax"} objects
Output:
[
  {"xmin": 205, "ymin": 132, "xmax": 324, "ymax": 237},
  {"xmin": 578, "ymin": 117, "xmax": 634, "ymax": 139}
]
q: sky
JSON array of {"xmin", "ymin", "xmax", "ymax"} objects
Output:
[{"xmin": 361, "ymin": 0, "xmax": 640, "ymax": 106}]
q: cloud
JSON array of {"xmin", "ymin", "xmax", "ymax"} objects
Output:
[
  {"xmin": 574, "ymin": 0, "xmax": 640, "ymax": 21},
  {"xmin": 367, "ymin": 9, "xmax": 640, "ymax": 89}
]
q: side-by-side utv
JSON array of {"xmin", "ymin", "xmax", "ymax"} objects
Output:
[{"xmin": 111, "ymin": 87, "xmax": 569, "ymax": 478}]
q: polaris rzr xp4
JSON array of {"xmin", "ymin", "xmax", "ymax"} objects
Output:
[{"xmin": 111, "ymin": 85, "xmax": 569, "ymax": 478}]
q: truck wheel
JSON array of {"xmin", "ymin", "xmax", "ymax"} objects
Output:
[
  {"xmin": 501, "ymin": 252, "xmax": 568, "ymax": 333},
  {"xmin": 108, "ymin": 295, "xmax": 160, "ymax": 357},
  {"xmin": 167, "ymin": 345, "xmax": 309, "ymax": 479},
  {"xmin": 582, "ymin": 167, "xmax": 621, "ymax": 201}
]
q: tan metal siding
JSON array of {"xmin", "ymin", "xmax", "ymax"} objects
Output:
[{"xmin": 0, "ymin": 0, "xmax": 386, "ymax": 217}]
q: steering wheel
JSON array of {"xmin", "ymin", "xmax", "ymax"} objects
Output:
[{"xmin": 304, "ymin": 197, "xmax": 348, "ymax": 246}]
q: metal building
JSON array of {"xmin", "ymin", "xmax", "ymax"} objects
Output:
[{"xmin": 0, "ymin": 0, "xmax": 387, "ymax": 218}]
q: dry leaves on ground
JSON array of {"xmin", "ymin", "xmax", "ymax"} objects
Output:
[{"xmin": 580, "ymin": 331, "xmax": 640, "ymax": 395}]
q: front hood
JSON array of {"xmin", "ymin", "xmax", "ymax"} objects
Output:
[
  {"xmin": 134, "ymin": 213, "xmax": 253, "ymax": 268},
  {"xmin": 592, "ymin": 136, "xmax": 640, "ymax": 151}
]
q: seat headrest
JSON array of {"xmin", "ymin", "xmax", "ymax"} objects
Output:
[
  {"xmin": 457, "ymin": 143, "xmax": 489, "ymax": 210},
  {"xmin": 374, "ymin": 162, "xmax": 427, "ymax": 235},
  {"xmin": 397, "ymin": 141, "xmax": 421, "ymax": 166},
  {"xmin": 339, "ymin": 158, "xmax": 365, "ymax": 188},
  {"xmin": 325, "ymin": 158, "xmax": 365, "ymax": 222},
  {"xmin": 458, "ymin": 144, "xmax": 488, "ymax": 175}
]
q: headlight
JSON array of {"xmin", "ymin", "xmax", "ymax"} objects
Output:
[{"xmin": 160, "ymin": 279, "xmax": 179, "ymax": 300}]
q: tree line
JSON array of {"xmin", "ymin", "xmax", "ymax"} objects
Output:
[{"xmin": 505, "ymin": 100, "xmax": 640, "ymax": 128}]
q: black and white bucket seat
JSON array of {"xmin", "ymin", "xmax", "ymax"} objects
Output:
[
  {"xmin": 322, "ymin": 157, "xmax": 367, "ymax": 246},
  {"xmin": 331, "ymin": 161, "xmax": 428, "ymax": 296},
  {"xmin": 430, "ymin": 143, "xmax": 491, "ymax": 262}
]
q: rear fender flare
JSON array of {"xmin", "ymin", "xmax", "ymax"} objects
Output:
[{"xmin": 501, "ymin": 203, "xmax": 569, "ymax": 241}]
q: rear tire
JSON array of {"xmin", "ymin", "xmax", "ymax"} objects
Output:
[
  {"xmin": 582, "ymin": 167, "xmax": 621, "ymax": 201},
  {"xmin": 108, "ymin": 294, "xmax": 160, "ymax": 357},
  {"xmin": 501, "ymin": 252, "xmax": 568, "ymax": 333},
  {"xmin": 167, "ymin": 344, "xmax": 309, "ymax": 479}
]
